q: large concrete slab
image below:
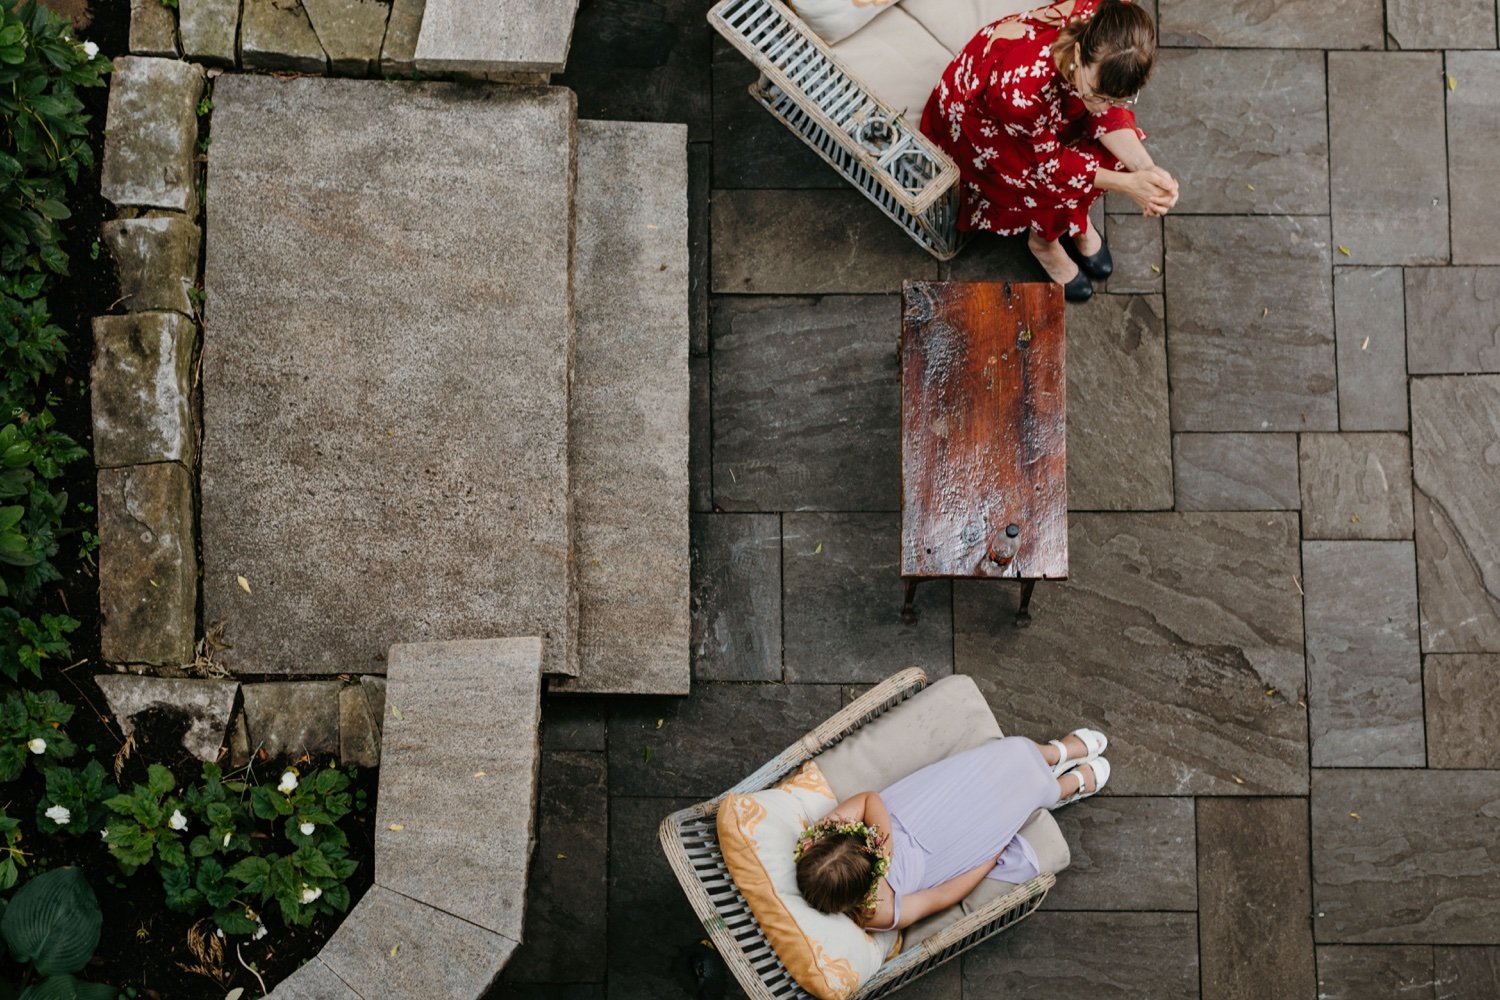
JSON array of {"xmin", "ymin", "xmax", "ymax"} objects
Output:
[
  {"xmin": 200, "ymin": 76, "xmax": 578, "ymax": 677},
  {"xmin": 555, "ymin": 120, "xmax": 689, "ymax": 695},
  {"xmin": 414, "ymin": 0, "xmax": 579, "ymax": 74},
  {"xmin": 1335, "ymin": 267, "xmax": 1408, "ymax": 431},
  {"xmin": 375, "ymin": 638, "xmax": 542, "ymax": 941},
  {"xmin": 1448, "ymin": 54, "xmax": 1500, "ymax": 265}
]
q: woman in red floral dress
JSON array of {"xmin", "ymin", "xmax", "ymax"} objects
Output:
[{"xmin": 920, "ymin": 0, "xmax": 1179, "ymax": 302}]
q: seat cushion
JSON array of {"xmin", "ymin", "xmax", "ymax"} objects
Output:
[
  {"xmin": 901, "ymin": 0, "xmax": 1041, "ymax": 53},
  {"xmin": 788, "ymin": 0, "xmax": 901, "ymax": 45},
  {"xmin": 828, "ymin": 7, "xmax": 954, "ymax": 119},
  {"xmin": 716, "ymin": 760, "xmax": 900, "ymax": 1000}
]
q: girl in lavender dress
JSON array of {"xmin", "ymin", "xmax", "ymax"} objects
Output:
[{"xmin": 794, "ymin": 730, "xmax": 1109, "ymax": 929}]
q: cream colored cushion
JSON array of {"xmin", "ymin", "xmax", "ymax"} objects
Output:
[
  {"xmin": 901, "ymin": 0, "xmax": 1041, "ymax": 53},
  {"xmin": 829, "ymin": 7, "xmax": 953, "ymax": 118},
  {"xmin": 789, "ymin": 0, "xmax": 901, "ymax": 45},
  {"xmin": 716, "ymin": 761, "xmax": 901, "ymax": 1000}
]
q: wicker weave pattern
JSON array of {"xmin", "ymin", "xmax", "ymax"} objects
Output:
[{"xmin": 658, "ymin": 668, "xmax": 1055, "ymax": 999}]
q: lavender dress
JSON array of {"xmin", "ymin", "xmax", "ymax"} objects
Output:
[{"xmin": 871, "ymin": 736, "xmax": 1058, "ymax": 930}]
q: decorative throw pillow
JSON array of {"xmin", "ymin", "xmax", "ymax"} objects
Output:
[
  {"xmin": 716, "ymin": 761, "xmax": 898, "ymax": 1000},
  {"xmin": 787, "ymin": 0, "xmax": 902, "ymax": 46}
]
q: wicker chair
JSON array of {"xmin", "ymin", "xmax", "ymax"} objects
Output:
[{"xmin": 658, "ymin": 668, "xmax": 1057, "ymax": 999}]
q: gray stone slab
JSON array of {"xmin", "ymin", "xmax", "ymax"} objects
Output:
[
  {"xmin": 338, "ymin": 679, "xmax": 384, "ymax": 767},
  {"xmin": 1104, "ymin": 214, "xmax": 1161, "ymax": 295},
  {"xmin": 711, "ymin": 295, "xmax": 900, "ymax": 511},
  {"xmin": 608, "ymin": 682, "xmax": 840, "ymax": 798},
  {"xmin": 97, "ymin": 463, "xmax": 197, "ymax": 668},
  {"xmin": 712, "ymin": 190, "xmax": 939, "ymax": 294},
  {"xmin": 1124, "ymin": 49, "xmax": 1327, "ymax": 215},
  {"xmin": 376, "ymin": 638, "xmax": 542, "ymax": 941},
  {"xmin": 1173, "ymin": 433, "xmax": 1301, "ymax": 510},
  {"xmin": 1335, "ymin": 267, "xmax": 1409, "ymax": 431},
  {"xmin": 1406, "ymin": 268, "xmax": 1500, "ymax": 374},
  {"xmin": 242, "ymin": 682, "xmax": 341, "ymax": 760},
  {"xmin": 240, "ymin": 0, "xmax": 328, "ymax": 72},
  {"xmin": 956, "ymin": 513, "xmax": 1308, "ymax": 795},
  {"xmin": 1165, "ymin": 215, "xmax": 1336, "ymax": 431},
  {"xmin": 1317, "ymin": 946, "xmax": 1434, "ymax": 1000},
  {"xmin": 379, "ymin": 0, "xmax": 422, "ymax": 74},
  {"xmin": 1329, "ymin": 53, "xmax": 1448, "ymax": 266},
  {"xmin": 101, "ymin": 57, "xmax": 204, "ymax": 214},
  {"xmin": 494, "ymin": 987, "xmax": 605, "ymax": 1000},
  {"xmin": 962, "ymin": 912, "xmax": 1199, "ymax": 999},
  {"xmin": 501, "ymin": 751, "xmax": 607, "ymax": 983},
  {"xmin": 1066, "ymin": 294, "xmax": 1173, "ymax": 511},
  {"xmin": 688, "ymin": 143, "xmax": 709, "ymax": 356},
  {"xmin": 690, "ymin": 514, "xmax": 781, "ymax": 682},
  {"xmin": 555, "ymin": 119, "xmax": 689, "ymax": 696},
  {"xmin": 1448, "ymin": 54, "xmax": 1500, "ymax": 265},
  {"xmin": 201, "ymin": 77, "xmax": 577, "ymax": 676},
  {"xmin": 1044, "ymin": 798, "xmax": 1196, "ymax": 911},
  {"xmin": 128, "ymin": 0, "xmax": 179, "ymax": 57},
  {"xmin": 179, "ymin": 0, "xmax": 237, "ymax": 64},
  {"xmin": 1303, "ymin": 541, "xmax": 1424, "ymax": 768},
  {"xmin": 784, "ymin": 513, "xmax": 953, "ymax": 684},
  {"xmin": 90, "ymin": 313, "xmax": 197, "ymax": 469},
  {"xmin": 1424, "ymin": 655, "xmax": 1500, "ymax": 769},
  {"xmin": 319, "ymin": 885, "xmax": 515, "ymax": 997},
  {"xmin": 1159, "ymin": 0, "xmax": 1382, "ymax": 47},
  {"xmin": 1300, "ymin": 434, "xmax": 1415, "ymax": 540},
  {"xmin": 1199, "ymin": 798, "xmax": 1316, "ymax": 1000},
  {"xmin": 540, "ymin": 697, "xmax": 606, "ymax": 752},
  {"xmin": 265, "ymin": 957, "xmax": 361, "ymax": 1000},
  {"xmin": 103, "ymin": 216, "xmax": 200, "ymax": 316},
  {"xmin": 1436, "ymin": 947, "xmax": 1500, "ymax": 999},
  {"xmin": 1388, "ymin": 0, "xmax": 1496, "ymax": 49},
  {"xmin": 302, "ymin": 0, "xmax": 390, "ymax": 75},
  {"xmin": 941, "ymin": 230, "xmax": 1044, "ymax": 284},
  {"xmin": 1411, "ymin": 376, "xmax": 1500, "ymax": 653},
  {"xmin": 1312, "ymin": 769, "xmax": 1500, "ymax": 943},
  {"xmin": 711, "ymin": 58, "xmax": 840, "ymax": 190},
  {"xmin": 95, "ymin": 676, "xmax": 238, "ymax": 762},
  {"xmin": 689, "ymin": 355, "xmax": 712, "ymax": 512},
  {"xmin": 607, "ymin": 796, "xmax": 707, "ymax": 1000},
  {"xmin": 414, "ymin": 0, "xmax": 578, "ymax": 73}
]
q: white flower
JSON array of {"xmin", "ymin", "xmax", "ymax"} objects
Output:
[
  {"xmin": 44, "ymin": 805, "xmax": 71, "ymax": 825},
  {"xmin": 299, "ymin": 821, "xmax": 316, "ymax": 836},
  {"xmin": 300, "ymin": 884, "xmax": 322, "ymax": 904},
  {"xmin": 168, "ymin": 809, "xmax": 188, "ymax": 831},
  {"xmin": 222, "ymin": 831, "xmax": 233, "ymax": 847},
  {"xmin": 253, "ymin": 923, "xmax": 268, "ymax": 940},
  {"xmin": 215, "ymin": 928, "xmax": 224, "ymax": 939},
  {"xmin": 277, "ymin": 770, "xmax": 298, "ymax": 794},
  {"xmin": 82, "ymin": 41, "xmax": 99, "ymax": 59},
  {"xmin": 26, "ymin": 738, "xmax": 45, "ymax": 755},
  {"xmin": 99, "ymin": 828, "xmax": 109, "ymax": 840}
]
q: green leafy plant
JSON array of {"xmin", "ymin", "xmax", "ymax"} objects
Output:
[
  {"xmin": 0, "ymin": 609, "xmax": 77, "ymax": 685},
  {"xmin": 0, "ymin": 688, "xmax": 73, "ymax": 782},
  {"xmin": 0, "ymin": 807, "xmax": 27, "ymax": 890},
  {"xmin": 101, "ymin": 765, "xmax": 186, "ymax": 875},
  {"xmin": 36, "ymin": 760, "xmax": 113, "ymax": 835},
  {"xmin": 0, "ymin": 867, "xmax": 112, "ymax": 998}
]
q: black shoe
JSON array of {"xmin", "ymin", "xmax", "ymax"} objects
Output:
[
  {"xmin": 1062, "ymin": 233, "xmax": 1113, "ymax": 280},
  {"xmin": 1063, "ymin": 267, "xmax": 1093, "ymax": 303}
]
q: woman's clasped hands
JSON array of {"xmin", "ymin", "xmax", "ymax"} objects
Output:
[{"xmin": 1129, "ymin": 165, "xmax": 1179, "ymax": 217}]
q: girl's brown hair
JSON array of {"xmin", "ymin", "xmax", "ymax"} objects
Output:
[
  {"xmin": 1051, "ymin": 0, "xmax": 1157, "ymax": 98},
  {"xmin": 795, "ymin": 831, "xmax": 877, "ymax": 920}
]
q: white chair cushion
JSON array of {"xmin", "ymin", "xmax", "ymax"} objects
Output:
[
  {"xmin": 789, "ymin": 0, "xmax": 902, "ymax": 45},
  {"xmin": 828, "ymin": 7, "xmax": 954, "ymax": 119},
  {"xmin": 901, "ymin": 0, "xmax": 1042, "ymax": 53}
]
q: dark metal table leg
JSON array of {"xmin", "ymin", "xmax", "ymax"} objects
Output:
[
  {"xmin": 1015, "ymin": 579, "xmax": 1037, "ymax": 628},
  {"xmin": 901, "ymin": 579, "xmax": 920, "ymax": 625}
]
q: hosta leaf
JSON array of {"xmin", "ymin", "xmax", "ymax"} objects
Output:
[
  {"xmin": 17, "ymin": 975, "xmax": 115, "ymax": 1000},
  {"xmin": 1, "ymin": 868, "xmax": 101, "ymax": 975}
]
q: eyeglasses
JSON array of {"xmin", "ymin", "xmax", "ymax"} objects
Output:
[{"xmin": 1074, "ymin": 80, "xmax": 1138, "ymax": 109}]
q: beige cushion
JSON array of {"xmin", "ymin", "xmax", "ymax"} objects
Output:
[
  {"xmin": 789, "ymin": 0, "xmax": 902, "ymax": 45},
  {"xmin": 828, "ymin": 7, "xmax": 953, "ymax": 119},
  {"xmin": 901, "ymin": 0, "xmax": 1041, "ymax": 53}
]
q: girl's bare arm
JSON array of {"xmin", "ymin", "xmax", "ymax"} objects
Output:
[{"xmin": 891, "ymin": 855, "xmax": 999, "ymax": 929}]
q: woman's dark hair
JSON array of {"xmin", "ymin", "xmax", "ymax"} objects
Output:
[
  {"xmin": 1052, "ymin": 0, "xmax": 1157, "ymax": 98},
  {"xmin": 795, "ymin": 831, "xmax": 877, "ymax": 920}
]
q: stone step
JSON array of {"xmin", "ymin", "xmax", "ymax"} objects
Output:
[
  {"xmin": 414, "ymin": 0, "xmax": 580, "ymax": 75},
  {"xmin": 199, "ymin": 76, "xmax": 580, "ymax": 680},
  {"xmin": 551, "ymin": 120, "xmax": 691, "ymax": 696}
]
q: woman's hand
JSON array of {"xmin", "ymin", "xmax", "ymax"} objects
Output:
[{"xmin": 1137, "ymin": 165, "xmax": 1179, "ymax": 216}]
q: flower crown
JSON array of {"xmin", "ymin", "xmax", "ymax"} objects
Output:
[{"xmin": 793, "ymin": 819, "xmax": 890, "ymax": 915}]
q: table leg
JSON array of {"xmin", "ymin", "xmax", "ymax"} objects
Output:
[
  {"xmin": 901, "ymin": 579, "xmax": 920, "ymax": 625},
  {"xmin": 1015, "ymin": 579, "xmax": 1037, "ymax": 628}
]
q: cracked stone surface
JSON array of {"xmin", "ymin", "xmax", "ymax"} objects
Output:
[
  {"xmin": 101, "ymin": 57, "xmax": 204, "ymax": 214},
  {"xmin": 95, "ymin": 676, "xmax": 238, "ymax": 762}
]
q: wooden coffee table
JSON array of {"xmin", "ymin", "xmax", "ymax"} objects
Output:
[{"xmin": 899, "ymin": 280, "xmax": 1068, "ymax": 627}]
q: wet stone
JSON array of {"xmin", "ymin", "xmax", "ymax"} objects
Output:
[
  {"xmin": 90, "ymin": 312, "xmax": 197, "ymax": 469},
  {"xmin": 711, "ymin": 295, "xmax": 900, "ymax": 511},
  {"xmin": 783, "ymin": 513, "xmax": 953, "ymax": 684},
  {"xmin": 1312, "ymin": 769, "xmax": 1500, "ymax": 943},
  {"xmin": 1044, "ymin": 798, "xmax": 1196, "ymax": 911},
  {"xmin": 1299, "ymin": 434, "xmax": 1414, "ymax": 540},
  {"xmin": 1302, "ymin": 541, "xmax": 1424, "ymax": 768},
  {"xmin": 240, "ymin": 0, "xmax": 329, "ymax": 73},
  {"xmin": 689, "ymin": 355, "xmax": 711, "ymax": 511},
  {"xmin": 962, "ymin": 912, "xmax": 1199, "ymax": 999},
  {"xmin": 380, "ymin": 0, "xmax": 422, "ymax": 73},
  {"xmin": 1448, "ymin": 54, "xmax": 1500, "ymax": 265},
  {"xmin": 103, "ymin": 216, "xmax": 201, "ymax": 316},
  {"xmin": 540, "ymin": 697, "xmax": 606, "ymax": 752},
  {"xmin": 1165, "ymin": 215, "xmax": 1336, "ymax": 431},
  {"xmin": 241, "ymin": 682, "xmax": 341, "ymax": 760},
  {"xmin": 179, "ymin": 0, "xmax": 238, "ymax": 64},
  {"xmin": 337, "ymin": 677, "xmax": 384, "ymax": 767},
  {"xmin": 128, "ymin": 0, "xmax": 179, "ymax": 57},
  {"xmin": 607, "ymin": 796, "xmax": 706, "ymax": 1000},
  {"xmin": 1316, "ymin": 946, "xmax": 1434, "ymax": 1000},
  {"xmin": 1405, "ymin": 268, "xmax": 1500, "ymax": 374},
  {"xmin": 956, "ymin": 513, "xmax": 1307, "ymax": 795},
  {"xmin": 1199, "ymin": 799, "xmax": 1316, "ymax": 1000},
  {"xmin": 302, "ymin": 0, "xmax": 391, "ymax": 75},
  {"xmin": 711, "ymin": 190, "xmax": 938, "ymax": 294},
  {"xmin": 688, "ymin": 143, "xmax": 709, "ymax": 356},
  {"xmin": 1424, "ymin": 654, "xmax": 1500, "ymax": 769},
  {"xmin": 101, "ymin": 57, "xmax": 205, "ymax": 214},
  {"xmin": 97, "ymin": 463, "xmax": 197, "ymax": 668},
  {"xmin": 1329, "ymin": 53, "xmax": 1448, "ymax": 266},
  {"xmin": 1173, "ymin": 433, "xmax": 1301, "ymax": 510},
  {"xmin": 94, "ymin": 676, "xmax": 238, "ymax": 762},
  {"xmin": 690, "ymin": 514, "xmax": 781, "ymax": 682},
  {"xmin": 1386, "ymin": 0, "xmax": 1495, "ymax": 50},
  {"xmin": 941, "ymin": 230, "xmax": 1042, "ymax": 284},
  {"xmin": 1105, "ymin": 215, "xmax": 1161, "ymax": 295},
  {"xmin": 1411, "ymin": 376, "xmax": 1500, "ymax": 653},
  {"xmin": 1065, "ymin": 294, "xmax": 1172, "ymax": 511},
  {"xmin": 711, "ymin": 56, "xmax": 839, "ymax": 190},
  {"xmin": 1335, "ymin": 268, "xmax": 1408, "ymax": 431}
]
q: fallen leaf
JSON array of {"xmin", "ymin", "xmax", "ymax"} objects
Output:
[
  {"xmin": 390, "ymin": 705, "xmax": 404, "ymax": 721},
  {"xmin": 473, "ymin": 771, "xmax": 487, "ymax": 778},
  {"xmin": 1337, "ymin": 245, "xmax": 1352, "ymax": 256},
  {"xmin": 1298, "ymin": 699, "xmax": 1307, "ymax": 709},
  {"xmin": 655, "ymin": 719, "xmax": 664, "ymax": 730},
  {"xmin": 388, "ymin": 823, "xmax": 404, "ymax": 831},
  {"xmin": 1447, "ymin": 74, "xmax": 1457, "ymax": 91},
  {"xmin": 390, "ymin": 944, "xmax": 400, "ymax": 958},
  {"xmin": 1246, "ymin": 183, "xmax": 1255, "ymax": 191},
  {"xmin": 1150, "ymin": 264, "xmax": 1161, "ymax": 273},
  {"xmin": 1349, "ymin": 811, "xmax": 1360, "ymax": 820},
  {"xmin": 644, "ymin": 745, "xmax": 655, "ymax": 763},
  {"xmin": 1350, "ymin": 513, "xmax": 1361, "ymax": 524},
  {"xmin": 1233, "ymin": 775, "xmax": 1245, "ymax": 785},
  {"xmin": 1292, "ymin": 575, "xmax": 1304, "ymax": 596},
  {"xmin": 814, "ymin": 542, "xmax": 823, "ymax": 555},
  {"xmin": 1263, "ymin": 307, "xmax": 1269, "ymax": 317},
  {"xmin": 647, "ymin": 224, "xmax": 659, "ymax": 230},
  {"xmin": 148, "ymin": 579, "xmax": 159, "ymax": 588},
  {"xmin": 1361, "ymin": 336, "xmax": 1370, "ymax": 350},
  {"xmin": 236, "ymin": 575, "xmax": 251, "ymax": 594},
  {"xmin": 1266, "ymin": 688, "xmax": 1277, "ymax": 696},
  {"xmin": 556, "ymin": 852, "xmax": 567, "ymax": 859}
]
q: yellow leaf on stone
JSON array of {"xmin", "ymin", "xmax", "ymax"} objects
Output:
[
  {"xmin": 390, "ymin": 944, "xmax": 400, "ymax": 958},
  {"xmin": 1266, "ymin": 688, "xmax": 1277, "ymax": 696},
  {"xmin": 1150, "ymin": 265, "xmax": 1161, "ymax": 273},
  {"xmin": 1292, "ymin": 575, "xmax": 1304, "ymax": 596},
  {"xmin": 1350, "ymin": 811, "xmax": 1360, "ymax": 820},
  {"xmin": 1337, "ymin": 245, "xmax": 1352, "ymax": 256},
  {"xmin": 1361, "ymin": 336, "xmax": 1370, "ymax": 350},
  {"xmin": 390, "ymin": 705, "xmax": 403, "ymax": 721},
  {"xmin": 1233, "ymin": 775, "xmax": 1245, "ymax": 785},
  {"xmin": 1246, "ymin": 184, "xmax": 1255, "ymax": 191},
  {"xmin": 814, "ymin": 543, "xmax": 823, "ymax": 555},
  {"xmin": 236, "ymin": 575, "xmax": 251, "ymax": 594},
  {"xmin": 656, "ymin": 719, "xmax": 664, "ymax": 730},
  {"xmin": 473, "ymin": 771, "xmax": 487, "ymax": 778},
  {"xmin": 556, "ymin": 852, "xmax": 567, "ymax": 859},
  {"xmin": 388, "ymin": 823, "xmax": 404, "ymax": 831},
  {"xmin": 1447, "ymin": 75, "xmax": 1457, "ymax": 91}
]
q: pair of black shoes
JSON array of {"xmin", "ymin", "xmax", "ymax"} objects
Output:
[{"xmin": 1058, "ymin": 234, "xmax": 1113, "ymax": 303}]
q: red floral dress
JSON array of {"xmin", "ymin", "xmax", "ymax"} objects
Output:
[{"xmin": 919, "ymin": 0, "xmax": 1147, "ymax": 240}]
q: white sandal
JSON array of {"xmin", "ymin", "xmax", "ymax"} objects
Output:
[
  {"xmin": 1048, "ymin": 758, "xmax": 1110, "ymax": 810},
  {"xmin": 1047, "ymin": 727, "xmax": 1107, "ymax": 777}
]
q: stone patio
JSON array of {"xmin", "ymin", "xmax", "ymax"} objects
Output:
[{"xmin": 491, "ymin": 5, "xmax": 1500, "ymax": 997}]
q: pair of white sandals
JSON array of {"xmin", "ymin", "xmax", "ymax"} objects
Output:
[{"xmin": 1044, "ymin": 727, "xmax": 1110, "ymax": 810}]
